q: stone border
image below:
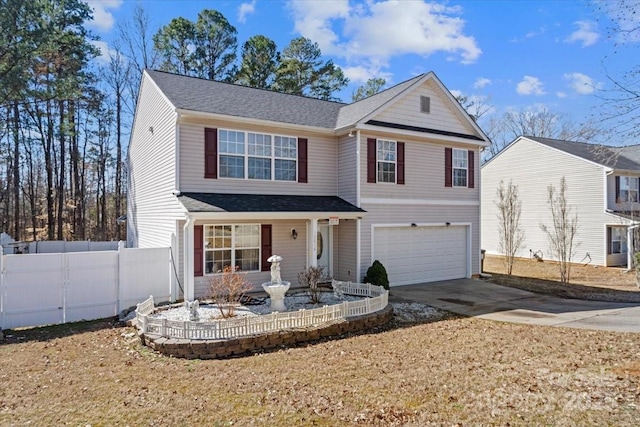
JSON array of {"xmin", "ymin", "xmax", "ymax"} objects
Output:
[{"xmin": 139, "ymin": 305, "xmax": 393, "ymax": 359}]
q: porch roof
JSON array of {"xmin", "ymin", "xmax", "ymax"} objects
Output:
[{"xmin": 177, "ymin": 192, "xmax": 366, "ymax": 215}]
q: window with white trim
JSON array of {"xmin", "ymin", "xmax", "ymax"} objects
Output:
[
  {"xmin": 452, "ymin": 148, "xmax": 468, "ymax": 187},
  {"xmin": 377, "ymin": 139, "xmax": 396, "ymax": 183},
  {"xmin": 219, "ymin": 129, "xmax": 297, "ymax": 181},
  {"xmin": 620, "ymin": 176, "xmax": 639, "ymax": 203},
  {"xmin": 204, "ymin": 224, "xmax": 260, "ymax": 273},
  {"xmin": 610, "ymin": 227, "xmax": 628, "ymax": 254}
]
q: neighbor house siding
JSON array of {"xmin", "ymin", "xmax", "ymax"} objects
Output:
[
  {"xmin": 360, "ymin": 132, "xmax": 480, "ymax": 201},
  {"xmin": 373, "ymin": 79, "xmax": 476, "ymax": 136},
  {"xmin": 127, "ymin": 75, "xmax": 183, "ymax": 248},
  {"xmin": 178, "ymin": 120, "xmax": 337, "ymax": 196},
  {"xmin": 337, "ymin": 135, "xmax": 358, "ymax": 205},
  {"xmin": 358, "ymin": 203, "xmax": 480, "ymax": 283},
  {"xmin": 606, "ymin": 173, "xmax": 640, "ymax": 213},
  {"xmin": 481, "ymin": 138, "xmax": 610, "ymax": 266}
]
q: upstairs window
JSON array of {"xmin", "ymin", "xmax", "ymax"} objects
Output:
[
  {"xmin": 619, "ymin": 176, "xmax": 639, "ymax": 203},
  {"xmin": 377, "ymin": 139, "xmax": 396, "ymax": 183},
  {"xmin": 218, "ymin": 129, "xmax": 297, "ymax": 181},
  {"xmin": 452, "ymin": 149, "xmax": 468, "ymax": 187}
]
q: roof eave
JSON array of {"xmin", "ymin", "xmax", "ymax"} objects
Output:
[
  {"xmin": 357, "ymin": 123, "xmax": 489, "ymax": 147},
  {"xmin": 184, "ymin": 211, "xmax": 365, "ymax": 221},
  {"xmin": 175, "ymin": 108, "xmax": 334, "ymax": 134}
]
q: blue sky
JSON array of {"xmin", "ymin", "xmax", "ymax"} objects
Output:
[{"xmin": 86, "ymin": 0, "xmax": 637, "ymax": 139}]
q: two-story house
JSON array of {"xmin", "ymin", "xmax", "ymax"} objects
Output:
[
  {"xmin": 481, "ymin": 136, "xmax": 640, "ymax": 270},
  {"xmin": 127, "ymin": 70, "xmax": 489, "ymax": 300}
]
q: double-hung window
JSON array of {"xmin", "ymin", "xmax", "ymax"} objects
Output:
[
  {"xmin": 204, "ymin": 224, "xmax": 260, "ymax": 274},
  {"xmin": 219, "ymin": 129, "xmax": 297, "ymax": 181},
  {"xmin": 610, "ymin": 227, "xmax": 627, "ymax": 254},
  {"xmin": 452, "ymin": 148, "xmax": 468, "ymax": 187},
  {"xmin": 620, "ymin": 176, "xmax": 639, "ymax": 203},
  {"xmin": 377, "ymin": 139, "xmax": 396, "ymax": 183}
]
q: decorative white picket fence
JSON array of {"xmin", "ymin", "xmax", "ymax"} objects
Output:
[
  {"xmin": 0, "ymin": 243, "xmax": 174, "ymax": 329},
  {"xmin": 136, "ymin": 281, "xmax": 389, "ymax": 340}
]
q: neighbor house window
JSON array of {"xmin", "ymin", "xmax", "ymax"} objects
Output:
[
  {"xmin": 219, "ymin": 129, "xmax": 297, "ymax": 181},
  {"xmin": 204, "ymin": 224, "xmax": 260, "ymax": 273},
  {"xmin": 377, "ymin": 139, "xmax": 396, "ymax": 183},
  {"xmin": 619, "ymin": 176, "xmax": 639, "ymax": 203},
  {"xmin": 452, "ymin": 148, "xmax": 468, "ymax": 187},
  {"xmin": 610, "ymin": 227, "xmax": 628, "ymax": 254}
]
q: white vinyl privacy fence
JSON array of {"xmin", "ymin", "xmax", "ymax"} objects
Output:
[{"xmin": 0, "ymin": 242, "xmax": 174, "ymax": 329}]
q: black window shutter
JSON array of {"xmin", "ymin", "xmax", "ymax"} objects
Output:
[
  {"xmin": 367, "ymin": 138, "xmax": 376, "ymax": 183},
  {"xmin": 204, "ymin": 128, "xmax": 217, "ymax": 179},
  {"xmin": 615, "ymin": 176, "xmax": 620, "ymax": 203},
  {"xmin": 194, "ymin": 225, "xmax": 203, "ymax": 277},
  {"xmin": 261, "ymin": 224, "xmax": 272, "ymax": 272},
  {"xmin": 607, "ymin": 227, "xmax": 612, "ymax": 255},
  {"xmin": 444, "ymin": 147, "xmax": 452, "ymax": 187},
  {"xmin": 397, "ymin": 142, "xmax": 405, "ymax": 185},
  {"xmin": 468, "ymin": 150, "xmax": 475, "ymax": 188},
  {"xmin": 298, "ymin": 138, "xmax": 308, "ymax": 183}
]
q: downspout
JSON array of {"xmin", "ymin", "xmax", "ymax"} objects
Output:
[
  {"xmin": 183, "ymin": 215, "xmax": 194, "ymax": 301},
  {"xmin": 355, "ymin": 130, "xmax": 362, "ymax": 283}
]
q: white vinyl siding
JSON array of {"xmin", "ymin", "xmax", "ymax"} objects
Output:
[
  {"xmin": 127, "ymin": 74, "xmax": 184, "ymax": 248},
  {"xmin": 337, "ymin": 135, "xmax": 358, "ymax": 205},
  {"xmin": 334, "ymin": 220, "xmax": 357, "ymax": 282},
  {"xmin": 361, "ymin": 134, "xmax": 479, "ymax": 201},
  {"xmin": 178, "ymin": 121, "xmax": 336, "ymax": 195},
  {"xmin": 374, "ymin": 79, "xmax": 477, "ymax": 136},
  {"xmin": 482, "ymin": 137, "xmax": 620, "ymax": 266}
]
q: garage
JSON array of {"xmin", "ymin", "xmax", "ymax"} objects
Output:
[{"xmin": 372, "ymin": 225, "xmax": 469, "ymax": 286}]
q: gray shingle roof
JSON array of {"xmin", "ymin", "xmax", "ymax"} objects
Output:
[
  {"xmin": 146, "ymin": 70, "xmax": 345, "ymax": 129},
  {"xmin": 178, "ymin": 193, "xmax": 366, "ymax": 213},
  {"xmin": 526, "ymin": 136, "xmax": 640, "ymax": 170}
]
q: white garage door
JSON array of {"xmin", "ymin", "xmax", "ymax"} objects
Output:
[{"xmin": 373, "ymin": 225, "xmax": 468, "ymax": 286}]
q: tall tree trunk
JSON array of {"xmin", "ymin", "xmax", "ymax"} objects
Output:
[
  {"xmin": 45, "ymin": 100, "xmax": 55, "ymax": 240},
  {"xmin": 115, "ymin": 84, "xmax": 122, "ymax": 240},
  {"xmin": 12, "ymin": 101, "xmax": 20, "ymax": 240},
  {"xmin": 56, "ymin": 99, "xmax": 65, "ymax": 240}
]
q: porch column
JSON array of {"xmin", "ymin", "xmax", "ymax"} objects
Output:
[
  {"xmin": 183, "ymin": 216, "xmax": 195, "ymax": 301},
  {"xmin": 628, "ymin": 226, "xmax": 636, "ymax": 271},
  {"xmin": 309, "ymin": 218, "xmax": 318, "ymax": 268}
]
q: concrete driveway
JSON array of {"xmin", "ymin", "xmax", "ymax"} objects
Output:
[{"xmin": 389, "ymin": 279, "xmax": 640, "ymax": 332}]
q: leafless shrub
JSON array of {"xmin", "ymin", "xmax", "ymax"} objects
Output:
[
  {"xmin": 540, "ymin": 177, "xmax": 579, "ymax": 283},
  {"xmin": 495, "ymin": 180, "xmax": 525, "ymax": 275},
  {"xmin": 297, "ymin": 266, "xmax": 327, "ymax": 304},
  {"xmin": 207, "ymin": 266, "xmax": 254, "ymax": 318}
]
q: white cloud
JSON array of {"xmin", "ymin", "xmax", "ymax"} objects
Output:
[
  {"xmin": 556, "ymin": 91, "xmax": 567, "ymax": 98},
  {"xmin": 565, "ymin": 20, "xmax": 599, "ymax": 47},
  {"xmin": 91, "ymin": 40, "xmax": 115, "ymax": 64},
  {"xmin": 238, "ymin": 0, "xmax": 257, "ymax": 24},
  {"xmin": 564, "ymin": 72, "xmax": 602, "ymax": 95},
  {"xmin": 473, "ymin": 77, "xmax": 491, "ymax": 89},
  {"xmin": 86, "ymin": 0, "xmax": 123, "ymax": 32},
  {"xmin": 516, "ymin": 76, "xmax": 545, "ymax": 95},
  {"xmin": 287, "ymin": 0, "xmax": 481, "ymax": 79}
]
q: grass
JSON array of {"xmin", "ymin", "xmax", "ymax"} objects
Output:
[{"xmin": 1, "ymin": 260, "xmax": 640, "ymax": 425}]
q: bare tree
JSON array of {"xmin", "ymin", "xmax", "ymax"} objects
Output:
[
  {"xmin": 495, "ymin": 180, "xmax": 525, "ymax": 275},
  {"xmin": 483, "ymin": 107, "xmax": 601, "ymax": 161},
  {"xmin": 540, "ymin": 177, "xmax": 579, "ymax": 283}
]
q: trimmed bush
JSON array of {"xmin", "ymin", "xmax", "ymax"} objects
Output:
[{"xmin": 363, "ymin": 260, "xmax": 389, "ymax": 290}]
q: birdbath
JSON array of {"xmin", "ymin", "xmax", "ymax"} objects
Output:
[{"xmin": 262, "ymin": 254, "xmax": 290, "ymax": 312}]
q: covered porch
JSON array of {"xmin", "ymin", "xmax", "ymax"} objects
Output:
[{"xmin": 176, "ymin": 192, "xmax": 365, "ymax": 300}]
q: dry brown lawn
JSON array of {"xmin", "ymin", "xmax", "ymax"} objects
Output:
[
  {"xmin": 484, "ymin": 254, "xmax": 640, "ymax": 303},
  {"xmin": 2, "ymin": 259, "xmax": 640, "ymax": 425}
]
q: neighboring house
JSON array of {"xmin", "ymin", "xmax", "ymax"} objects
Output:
[
  {"xmin": 127, "ymin": 70, "xmax": 489, "ymax": 300},
  {"xmin": 482, "ymin": 136, "xmax": 640, "ymax": 270}
]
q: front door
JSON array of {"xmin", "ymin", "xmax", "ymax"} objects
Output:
[{"xmin": 317, "ymin": 224, "xmax": 331, "ymax": 278}]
